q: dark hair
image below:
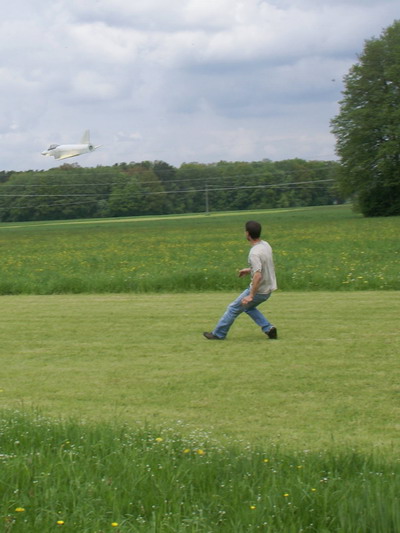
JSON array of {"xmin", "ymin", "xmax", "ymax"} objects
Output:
[{"xmin": 245, "ymin": 221, "xmax": 262, "ymax": 239}]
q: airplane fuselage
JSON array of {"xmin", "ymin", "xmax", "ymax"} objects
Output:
[
  {"xmin": 41, "ymin": 143, "xmax": 96, "ymax": 160},
  {"xmin": 41, "ymin": 130, "xmax": 100, "ymax": 160}
]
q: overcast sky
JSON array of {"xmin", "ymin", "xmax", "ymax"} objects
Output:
[{"xmin": 1, "ymin": 0, "xmax": 398, "ymax": 171}]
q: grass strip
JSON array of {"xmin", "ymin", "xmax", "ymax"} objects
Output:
[{"xmin": 1, "ymin": 410, "xmax": 399, "ymax": 532}]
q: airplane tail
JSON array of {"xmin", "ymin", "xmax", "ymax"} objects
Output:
[{"xmin": 81, "ymin": 130, "xmax": 90, "ymax": 144}]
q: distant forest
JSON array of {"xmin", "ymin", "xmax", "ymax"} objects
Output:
[{"xmin": 0, "ymin": 159, "xmax": 343, "ymax": 222}]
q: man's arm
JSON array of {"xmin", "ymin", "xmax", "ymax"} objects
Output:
[
  {"xmin": 238, "ymin": 268, "xmax": 251, "ymax": 277},
  {"xmin": 241, "ymin": 271, "xmax": 262, "ymax": 305}
]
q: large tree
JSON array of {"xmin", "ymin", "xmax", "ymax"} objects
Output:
[{"xmin": 331, "ymin": 20, "xmax": 400, "ymax": 216}]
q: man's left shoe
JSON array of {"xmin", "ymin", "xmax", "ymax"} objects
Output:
[
  {"xmin": 266, "ymin": 327, "xmax": 278, "ymax": 339},
  {"xmin": 203, "ymin": 332, "xmax": 223, "ymax": 340}
]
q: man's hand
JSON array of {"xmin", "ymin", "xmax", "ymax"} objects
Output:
[
  {"xmin": 238, "ymin": 268, "xmax": 251, "ymax": 278},
  {"xmin": 241, "ymin": 294, "xmax": 253, "ymax": 305},
  {"xmin": 242, "ymin": 271, "xmax": 262, "ymax": 306}
]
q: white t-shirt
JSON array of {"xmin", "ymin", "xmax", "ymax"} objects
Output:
[{"xmin": 248, "ymin": 240, "xmax": 277, "ymax": 294}]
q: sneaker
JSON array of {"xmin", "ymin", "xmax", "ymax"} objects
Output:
[
  {"xmin": 203, "ymin": 332, "xmax": 223, "ymax": 340},
  {"xmin": 266, "ymin": 327, "xmax": 277, "ymax": 339}
]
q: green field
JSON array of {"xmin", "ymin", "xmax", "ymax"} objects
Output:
[
  {"xmin": 1, "ymin": 291, "xmax": 399, "ymax": 532},
  {"xmin": 2, "ymin": 411, "xmax": 399, "ymax": 533},
  {"xmin": 0, "ymin": 205, "xmax": 399, "ymax": 531},
  {"xmin": 0, "ymin": 205, "xmax": 398, "ymax": 294},
  {"xmin": 1, "ymin": 291, "xmax": 399, "ymax": 453}
]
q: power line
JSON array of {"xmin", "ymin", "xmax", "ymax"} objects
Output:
[
  {"xmin": 0, "ymin": 179, "xmax": 334, "ymax": 213},
  {"xmin": 0, "ymin": 179, "xmax": 335, "ymax": 199}
]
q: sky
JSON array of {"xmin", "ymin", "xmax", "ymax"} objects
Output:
[{"xmin": 1, "ymin": 0, "xmax": 399, "ymax": 172}]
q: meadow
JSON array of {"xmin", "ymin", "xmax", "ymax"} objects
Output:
[
  {"xmin": 1, "ymin": 411, "xmax": 399, "ymax": 532},
  {"xmin": 0, "ymin": 205, "xmax": 398, "ymax": 294},
  {"xmin": 0, "ymin": 205, "xmax": 399, "ymax": 531}
]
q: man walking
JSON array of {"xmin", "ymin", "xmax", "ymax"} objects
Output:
[{"xmin": 203, "ymin": 220, "xmax": 277, "ymax": 340}]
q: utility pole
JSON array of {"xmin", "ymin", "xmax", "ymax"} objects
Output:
[{"xmin": 205, "ymin": 182, "xmax": 210, "ymax": 215}]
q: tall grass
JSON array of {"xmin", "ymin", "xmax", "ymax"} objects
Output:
[
  {"xmin": 0, "ymin": 205, "xmax": 398, "ymax": 294},
  {"xmin": 1, "ymin": 410, "xmax": 399, "ymax": 533}
]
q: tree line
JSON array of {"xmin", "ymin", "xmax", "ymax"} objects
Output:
[{"xmin": 0, "ymin": 159, "xmax": 343, "ymax": 222}]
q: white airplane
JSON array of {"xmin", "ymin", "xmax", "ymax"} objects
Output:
[{"xmin": 41, "ymin": 130, "xmax": 101, "ymax": 160}]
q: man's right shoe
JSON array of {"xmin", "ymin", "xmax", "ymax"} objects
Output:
[
  {"xmin": 266, "ymin": 327, "xmax": 278, "ymax": 339},
  {"xmin": 203, "ymin": 332, "xmax": 223, "ymax": 340}
]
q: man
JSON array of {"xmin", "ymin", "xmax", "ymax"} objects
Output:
[{"xmin": 203, "ymin": 220, "xmax": 277, "ymax": 340}]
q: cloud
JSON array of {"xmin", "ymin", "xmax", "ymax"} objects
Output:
[{"xmin": 0, "ymin": 0, "xmax": 399, "ymax": 171}]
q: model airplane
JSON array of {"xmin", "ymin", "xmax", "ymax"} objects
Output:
[{"xmin": 41, "ymin": 130, "xmax": 101, "ymax": 160}]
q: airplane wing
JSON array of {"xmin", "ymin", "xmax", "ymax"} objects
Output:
[{"xmin": 55, "ymin": 152, "xmax": 79, "ymax": 160}]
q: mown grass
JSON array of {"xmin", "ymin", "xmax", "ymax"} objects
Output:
[
  {"xmin": 1, "ymin": 411, "xmax": 399, "ymax": 533},
  {"xmin": 0, "ymin": 205, "xmax": 398, "ymax": 294},
  {"xmin": 1, "ymin": 292, "xmax": 398, "ymax": 453}
]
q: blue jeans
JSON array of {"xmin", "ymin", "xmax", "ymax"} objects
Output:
[{"xmin": 213, "ymin": 289, "xmax": 273, "ymax": 339}]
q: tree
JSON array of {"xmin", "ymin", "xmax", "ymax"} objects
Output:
[
  {"xmin": 0, "ymin": 159, "xmax": 340, "ymax": 222},
  {"xmin": 331, "ymin": 20, "xmax": 400, "ymax": 216}
]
